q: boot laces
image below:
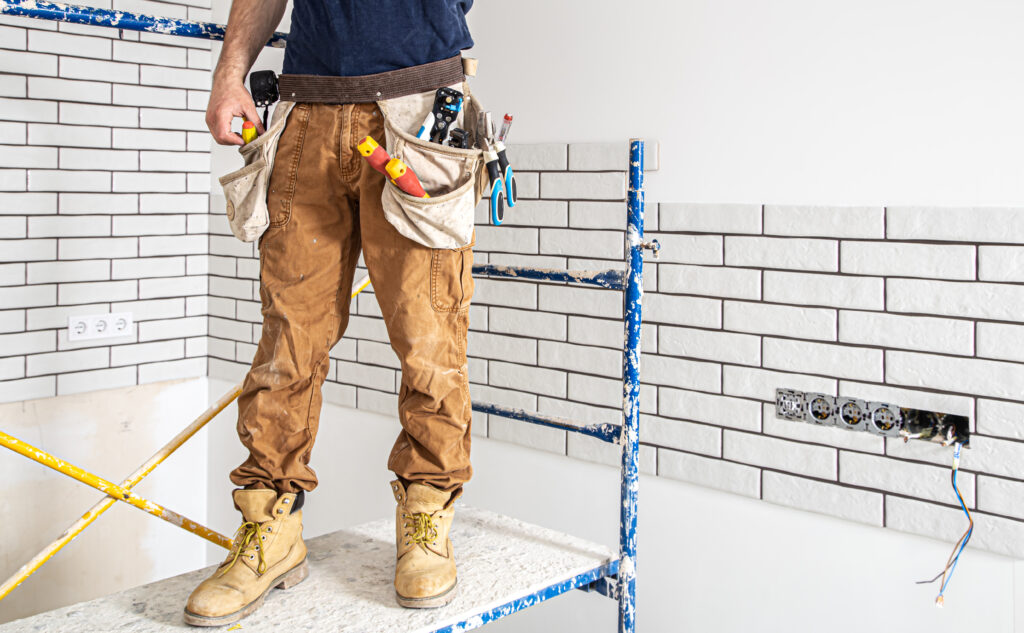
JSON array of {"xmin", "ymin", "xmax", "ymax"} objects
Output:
[
  {"xmin": 219, "ymin": 521, "xmax": 267, "ymax": 576},
  {"xmin": 403, "ymin": 512, "xmax": 439, "ymax": 546}
]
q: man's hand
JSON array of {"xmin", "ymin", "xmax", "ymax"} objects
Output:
[
  {"xmin": 207, "ymin": 0, "xmax": 287, "ymax": 145},
  {"xmin": 206, "ymin": 80, "xmax": 265, "ymax": 146}
]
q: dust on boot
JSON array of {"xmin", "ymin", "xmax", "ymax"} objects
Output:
[
  {"xmin": 391, "ymin": 479, "xmax": 461, "ymax": 608},
  {"xmin": 184, "ymin": 489, "xmax": 308, "ymax": 627}
]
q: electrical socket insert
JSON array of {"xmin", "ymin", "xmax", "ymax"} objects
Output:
[
  {"xmin": 837, "ymin": 397, "xmax": 868, "ymax": 432},
  {"xmin": 867, "ymin": 401, "xmax": 903, "ymax": 438},
  {"xmin": 804, "ymin": 393, "xmax": 837, "ymax": 427},
  {"xmin": 774, "ymin": 388, "xmax": 969, "ymax": 446},
  {"xmin": 67, "ymin": 312, "xmax": 133, "ymax": 341}
]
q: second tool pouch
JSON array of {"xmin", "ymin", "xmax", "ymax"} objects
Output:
[
  {"xmin": 376, "ymin": 83, "xmax": 488, "ymax": 250},
  {"xmin": 219, "ymin": 101, "xmax": 295, "ymax": 242}
]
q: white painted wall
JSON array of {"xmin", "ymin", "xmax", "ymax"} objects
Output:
[
  {"xmin": 0, "ymin": 378, "xmax": 210, "ymax": 624},
  {"xmin": 465, "ymin": 0, "xmax": 1024, "ymax": 206},
  {"xmin": 202, "ymin": 378, "xmax": 1022, "ymax": 632}
]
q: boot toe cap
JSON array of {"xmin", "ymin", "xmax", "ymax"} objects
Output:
[
  {"xmin": 186, "ymin": 581, "xmax": 248, "ymax": 618},
  {"xmin": 395, "ymin": 568, "xmax": 456, "ymax": 600}
]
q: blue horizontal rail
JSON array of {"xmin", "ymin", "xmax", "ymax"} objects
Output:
[
  {"xmin": 432, "ymin": 560, "xmax": 618, "ymax": 633},
  {"xmin": 472, "ymin": 402, "xmax": 621, "ymax": 444},
  {"xmin": 0, "ymin": 0, "xmax": 288, "ymax": 47},
  {"xmin": 472, "ymin": 264, "xmax": 625, "ymax": 290}
]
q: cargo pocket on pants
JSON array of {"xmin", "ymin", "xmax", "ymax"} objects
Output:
[
  {"xmin": 377, "ymin": 84, "xmax": 488, "ymax": 250},
  {"xmin": 218, "ymin": 101, "xmax": 297, "ymax": 242},
  {"xmin": 430, "ymin": 241, "xmax": 474, "ymax": 313}
]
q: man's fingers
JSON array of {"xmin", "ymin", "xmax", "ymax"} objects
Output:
[{"xmin": 243, "ymin": 102, "xmax": 265, "ymax": 135}]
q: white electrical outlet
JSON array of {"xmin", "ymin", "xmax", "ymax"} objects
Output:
[{"xmin": 68, "ymin": 312, "xmax": 133, "ymax": 341}]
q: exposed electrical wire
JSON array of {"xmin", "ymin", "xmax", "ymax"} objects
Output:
[{"xmin": 915, "ymin": 442, "xmax": 973, "ymax": 606}]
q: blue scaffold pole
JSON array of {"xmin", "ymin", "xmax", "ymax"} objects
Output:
[
  {"xmin": 618, "ymin": 139, "xmax": 645, "ymax": 633},
  {"xmin": 0, "ymin": 0, "xmax": 287, "ymax": 47}
]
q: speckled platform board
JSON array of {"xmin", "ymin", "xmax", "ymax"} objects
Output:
[{"xmin": 1, "ymin": 507, "xmax": 615, "ymax": 633}]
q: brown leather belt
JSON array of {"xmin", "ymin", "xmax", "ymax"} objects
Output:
[{"xmin": 278, "ymin": 55, "xmax": 465, "ymax": 104}]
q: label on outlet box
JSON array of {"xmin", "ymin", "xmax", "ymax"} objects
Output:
[{"xmin": 68, "ymin": 312, "xmax": 134, "ymax": 341}]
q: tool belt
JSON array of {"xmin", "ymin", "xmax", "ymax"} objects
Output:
[{"xmin": 278, "ymin": 55, "xmax": 466, "ymax": 104}]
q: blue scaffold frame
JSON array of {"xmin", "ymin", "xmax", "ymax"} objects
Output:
[{"xmin": 0, "ymin": 3, "xmax": 648, "ymax": 631}]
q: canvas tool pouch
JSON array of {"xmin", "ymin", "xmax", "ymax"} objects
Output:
[
  {"xmin": 218, "ymin": 100, "xmax": 295, "ymax": 242},
  {"xmin": 375, "ymin": 82, "xmax": 488, "ymax": 249}
]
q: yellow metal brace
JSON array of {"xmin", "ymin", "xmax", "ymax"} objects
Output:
[
  {"xmin": 0, "ymin": 384, "xmax": 242, "ymax": 600},
  {"xmin": 0, "ymin": 277, "xmax": 374, "ymax": 602}
]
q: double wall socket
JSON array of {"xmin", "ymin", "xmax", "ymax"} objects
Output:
[
  {"xmin": 67, "ymin": 312, "xmax": 133, "ymax": 341},
  {"xmin": 774, "ymin": 388, "xmax": 969, "ymax": 446}
]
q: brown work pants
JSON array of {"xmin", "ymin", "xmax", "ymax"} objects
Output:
[{"xmin": 230, "ymin": 102, "xmax": 474, "ymax": 495}]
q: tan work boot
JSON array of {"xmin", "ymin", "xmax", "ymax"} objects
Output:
[
  {"xmin": 391, "ymin": 479, "xmax": 460, "ymax": 608},
  {"xmin": 183, "ymin": 489, "xmax": 308, "ymax": 627}
]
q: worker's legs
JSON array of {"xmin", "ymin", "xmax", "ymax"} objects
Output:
[
  {"xmin": 354, "ymin": 100, "xmax": 472, "ymax": 608},
  {"xmin": 230, "ymin": 103, "xmax": 362, "ymax": 494},
  {"xmin": 188, "ymin": 102, "xmax": 362, "ymax": 626},
  {"xmin": 355, "ymin": 104, "xmax": 474, "ymax": 497}
]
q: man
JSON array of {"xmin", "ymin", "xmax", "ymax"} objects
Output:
[{"xmin": 184, "ymin": 0, "xmax": 476, "ymax": 626}]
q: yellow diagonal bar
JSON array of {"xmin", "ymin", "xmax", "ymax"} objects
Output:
[
  {"xmin": 0, "ymin": 383, "xmax": 242, "ymax": 601},
  {"xmin": 0, "ymin": 431, "xmax": 231, "ymax": 547}
]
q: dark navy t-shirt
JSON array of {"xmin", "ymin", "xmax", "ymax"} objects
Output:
[{"xmin": 283, "ymin": 0, "xmax": 474, "ymax": 77}]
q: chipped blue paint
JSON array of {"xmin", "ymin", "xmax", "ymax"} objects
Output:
[
  {"xmin": 0, "ymin": 0, "xmax": 288, "ymax": 47},
  {"xmin": 618, "ymin": 139, "xmax": 645, "ymax": 633},
  {"xmin": 472, "ymin": 402, "xmax": 620, "ymax": 444},
  {"xmin": 431, "ymin": 561, "xmax": 618, "ymax": 633},
  {"xmin": 472, "ymin": 264, "xmax": 625, "ymax": 290}
]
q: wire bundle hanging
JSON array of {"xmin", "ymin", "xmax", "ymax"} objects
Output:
[{"xmin": 916, "ymin": 442, "xmax": 973, "ymax": 606}]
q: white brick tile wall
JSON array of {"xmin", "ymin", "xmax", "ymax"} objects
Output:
[
  {"xmin": 658, "ymin": 449, "xmax": 761, "ymax": 498},
  {"xmin": 841, "ymin": 451, "xmax": 975, "ymax": 506},
  {"xmin": 640, "ymin": 414, "xmax": 721, "ymax": 456},
  {"xmin": 887, "ymin": 206, "xmax": 1024, "ymax": 244},
  {"xmin": 764, "ymin": 205, "xmax": 884, "ymax": 239},
  {"xmin": 976, "ymin": 399, "xmax": 1024, "ymax": 440},
  {"xmin": 507, "ymin": 144, "xmax": 567, "ymax": 171},
  {"xmin": 659, "ymin": 326, "xmax": 760, "ymax": 366},
  {"xmin": 761, "ymin": 404, "xmax": 884, "ymax": 453},
  {"xmin": 659, "ymin": 387, "xmax": 761, "ymax": 431},
  {"xmin": 643, "ymin": 354, "xmax": 721, "ymax": 393},
  {"xmin": 839, "ymin": 311, "xmax": 973, "ymax": 355},
  {"xmin": 764, "ymin": 338, "xmax": 882, "ymax": 381},
  {"xmin": 659, "ymin": 203, "xmax": 761, "ymax": 234},
  {"xmin": 723, "ymin": 366, "xmax": 836, "ymax": 401},
  {"xmin": 566, "ymin": 433, "xmax": 657, "ymax": 475},
  {"xmin": 841, "ymin": 241, "xmax": 975, "ymax": 279},
  {"xmin": 538, "ymin": 285, "xmax": 620, "ymax": 319},
  {"xmin": 887, "ymin": 351, "xmax": 1024, "ymax": 400},
  {"xmin": 644, "ymin": 293, "xmax": 721, "ymax": 328},
  {"xmin": 977, "ymin": 476, "xmax": 1024, "ymax": 520},
  {"xmin": 886, "ymin": 497, "xmax": 1024, "ymax": 559},
  {"xmin": 762, "ymin": 472, "xmax": 883, "ymax": 525},
  {"xmin": 660, "ymin": 264, "xmax": 761, "ymax": 300},
  {"xmin": 726, "ymin": 236, "xmax": 837, "ymax": 272},
  {"xmin": 646, "ymin": 233, "xmax": 721, "ymax": 265},
  {"xmin": 723, "ymin": 301, "xmax": 836, "ymax": 341},
  {"xmin": 764, "ymin": 271, "xmax": 883, "ymax": 310},
  {"xmin": 541, "ymin": 172, "xmax": 625, "ymax": 200},
  {"xmin": 724, "ymin": 430, "xmax": 837, "ymax": 479}
]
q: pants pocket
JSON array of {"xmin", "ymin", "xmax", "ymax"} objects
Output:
[
  {"xmin": 217, "ymin": 101, "xmax": 297, "ymax": 242},
  {"xmin": 377, "ymin": 84, "xmax": 488, "ymax": 250},
  {"xmin": 430, "ymin": 242, "xmax": 474, "ymax": 313}
]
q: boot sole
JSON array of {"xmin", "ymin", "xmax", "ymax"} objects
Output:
[
  {"xmin": 396, "ymin": 578, "xmax": 458, "ymax": 609},
  {"xmin": 183, "ymin": 558, "xmax": 309, "ymax": 627}
]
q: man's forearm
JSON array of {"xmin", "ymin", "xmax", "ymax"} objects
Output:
[{"xmin": 214, "ymin": 0, "xmax": 288, "ymax": 84}]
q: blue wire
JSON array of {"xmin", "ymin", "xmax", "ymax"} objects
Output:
[{"xmin": 938, "ymin": 443, "xmax": 972, "ymax": 599}]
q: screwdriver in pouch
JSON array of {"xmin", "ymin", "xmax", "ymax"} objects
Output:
[
  {"xmin": 357, "ymin": 136, "xmax": 390, "ymax": 174},
  {"xmin": 386, "ymin": 158, "xmax": 429, "ymax": 198}
]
